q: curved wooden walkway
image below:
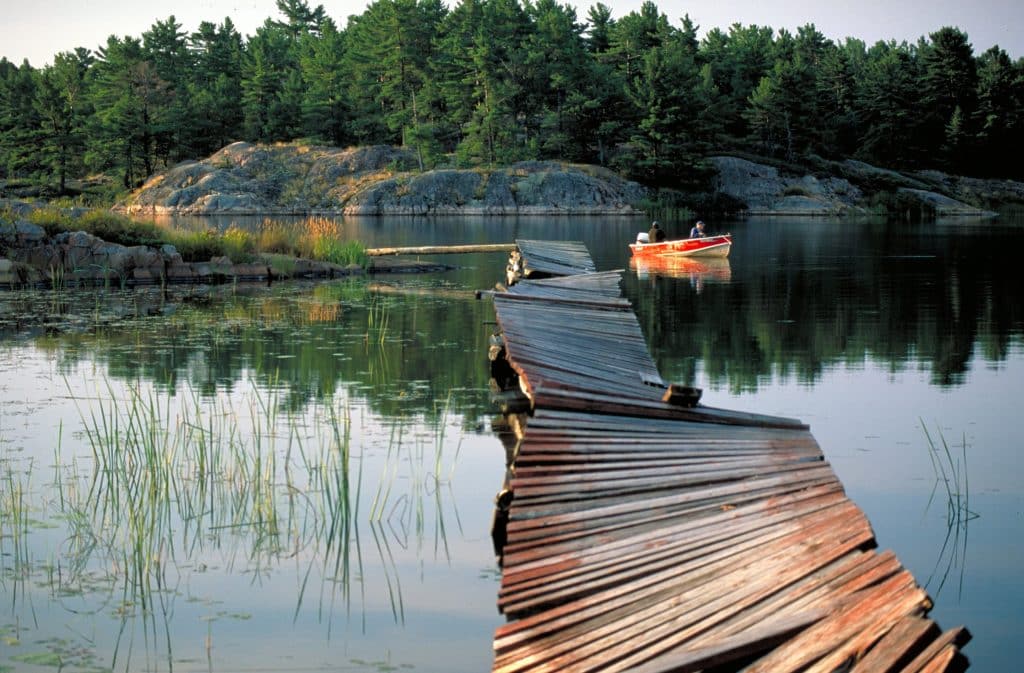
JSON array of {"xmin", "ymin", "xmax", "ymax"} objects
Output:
[{"xmin": 487, "ymin": 241, "xmax": 969, "ymax": 673}]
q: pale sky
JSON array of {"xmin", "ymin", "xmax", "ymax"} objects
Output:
[{"xmin": 3, "ymin": 0, "xmax": 1022, "ymax": 68}]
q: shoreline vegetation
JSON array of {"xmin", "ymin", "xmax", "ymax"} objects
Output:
[{"xmin": 0, "ymin": 202, "xmax": 455, "ymax": 290}]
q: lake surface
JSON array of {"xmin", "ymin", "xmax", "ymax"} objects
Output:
[{"xmin": 1, "ymin": 214, "xmax": 1021, "ymax": 671}]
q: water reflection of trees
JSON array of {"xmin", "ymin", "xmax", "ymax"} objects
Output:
[
  {"xmin": 26, "ymin": 280, "xmax": 495, "ymax": 422},
  {"xmin": 11, "ymin": 221, "xmax": 1024, "ymax": 399},
  {"xmin": 629, "ymin": 224, "xmax": 1024, "ymax": 391}
]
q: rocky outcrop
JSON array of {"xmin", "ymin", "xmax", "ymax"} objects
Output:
[
  {"xmin": 709, "ymin": 156, "xmax": 1003, "ymax": 217},
  {"xmin": 912, "ymin": 169, "xmax": 1024, "ymax": 211},
  {"xmin": 709, "ymin": 157, "xmax": 865, "ymax": 215},
  {"xmin": 118, "ymin": 142, "xmax": 416, "ymax": 215},
  {"xmin": 116, "ymin": 142, "xmax": 649, "ymax": 216}
]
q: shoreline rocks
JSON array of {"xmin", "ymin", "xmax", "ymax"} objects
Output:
[{"xmin": 708, "ymin": 156, "xmax": 1001, "ymax": 217}]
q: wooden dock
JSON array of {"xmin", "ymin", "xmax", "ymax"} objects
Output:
[{"xmin": 486, "ymin": 240, "xmax": 970, "ymax": 673}]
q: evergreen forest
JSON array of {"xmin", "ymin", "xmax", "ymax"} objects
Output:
[{"xmin": 2, "ymin": 0, "xmax": 1023, "ymax": 199}]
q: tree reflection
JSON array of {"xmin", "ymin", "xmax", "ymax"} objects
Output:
[
  {"xmin": 18, "ymin": 279, "xmax": 496, "ymax": 423},
  {"xmin": 6, "ymin": 220, "xmax": 1024, "ymax": 403},
  {"xmin": 627, "ymin": 221, "xmax": 1024, "ymax": 391}
]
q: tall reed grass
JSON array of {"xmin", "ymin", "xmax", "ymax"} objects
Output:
[
  {"xmin": 20, "ymin": 208, "xmax": 369, "ymax": 267},
  {"xmin": 48, "ymin": 375, "xmax": 461, "ymax": 631},
  {"xmin": 1, "ymin": 357, "xmax": 467, "ymax": 672}
]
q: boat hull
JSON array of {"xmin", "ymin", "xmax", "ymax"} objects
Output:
[{"xmin": 629, "ymin": 234, "xmax": 732, "ymax": 258}]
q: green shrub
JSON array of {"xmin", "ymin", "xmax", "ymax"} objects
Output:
[
  {"xmin": 167, "ymin": 230, "xmax": 225, "ymax": 262},
  {"xmin": 27, "ymin": 206, "xmax": 73, "ymax": 236},
  {"xmin": 77, "ymin": 211, "xmax": 164, "ymax": 246},
  {"xmin": 221, "ymin": 226, "xmax": 257, "ymax": 262},
  {"xmin": 263, "ymin": 253, "xmax": 297, "ymax": 275}
]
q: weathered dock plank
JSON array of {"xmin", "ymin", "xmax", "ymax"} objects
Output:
[{"xmin": 486, "ymin": 240, "xmax": 969, "ymax": 672}]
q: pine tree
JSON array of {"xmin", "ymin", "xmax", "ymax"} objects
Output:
[
  {"xmin": 35, "ymin": 49, "xmax": 93, "ymax": 193},
  {"xmin": 298, "ymin": 19, "xmax": 350, "ymax": 145},
  {"xmin": 584, "ymin": 3, "xmax": 614, "ymax": 54},
  {"xmin": 525, "ymin": 0, "xmax": 590, "ymax": 159},
  {"xmin": 344, "ymin": 0, "xmax": 446, "ymax": 147},
  {"xmin": 745, "ymin": 54, "xmax": 817, "ymax": 160},
  {"xmin": 0, "ymin": 59, "xmax": 43, "ymax": 180},
  {"xmin": 619, "ymin": 36, "xmax": 707, "ymax": 185},
  {"xmin": 88, "ymin": 36, "xmax": 168, "ymax": 187},
  {"xmin": 974, "ymin": 46, "xmax": 1023, "ymax": 177},
  {"xmin": 920, "ymin": 27, "xmax": 978, "ymax": 167},
  {"xmin": 142, "ymin": 16, "xmax": 192, "ymax": 167},
  {"xmin": 815, "ymin": 39, "xmax": 862, "ymax": 158},
  {"xmin": 855, "ymin": 41, "xmax": 921, "ymax": 167},
  {"xmin": 432, "ymin": 0, "xmax": 485, "ymax": 152},
  {"xmin": 188, "ymin": 19, "xmax": 245, "ymax": 154},
  {"xmin": 241, "ymin": 21, "xmax": 295, "ymax": 141}
]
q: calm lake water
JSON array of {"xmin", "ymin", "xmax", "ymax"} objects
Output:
[{"xmin": 1, "ymin": 214, "xmax": 1021, "ymax": 672}]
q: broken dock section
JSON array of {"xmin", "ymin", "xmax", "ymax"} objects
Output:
[{"xmin": 485, "ymin": 239, "xmax": 969, "ymax": 672}]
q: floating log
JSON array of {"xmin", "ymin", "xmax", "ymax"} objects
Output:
[
  {"xmin": 366, "ymin": 243, "xmax": 517, "ymax": 256},
  {"xmin": 367, "ymin": 281, "xmax": 477, "ymax": 300}
]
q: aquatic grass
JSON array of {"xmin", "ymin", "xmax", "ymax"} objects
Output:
[
  {"xmin": 53, "ymin": 420, "xmax": 64, "ymax": 509},
  {"xmin": 369, "ymin": 420, "xmax": 404, "ymax": 522},
  {"xmin": 164, "ymin": 228, "xmax": 223, "ymax": 262},
  {"xmin": 366, "ymin": 295, "xmax": 391, "ymax": 346},
  {"xmin": 18, "ymin": 208, "xmax": 374, "ymax": 283},
  {"xmin": 369, "ymin": 521, "xmax": 405, "ymax": 624},
  {"xmin": 18, "ymin": 366, "xmax": 469, "ymax": 662},
  {"xmin": 920, "ymin": 420, "xmax": 978, "ymax": 600},
  {"xmin": 366, "ymin": 396, "xmax": 462, "ymax": 564},
  {"xmin": 27, "ymin": 205, "xmax": 74, "ymax": 237},
  {"xmin": 1, "ymin": 460, "xmax": 32, "ymax": 577},
  {"xmin": 920, "ymin": 420, "xmax": 977, "ymax": 526},
  {"xmin": 296, "ymin": 217, "xmax": 370, "ymax": 268},
  {"xmin": 257, "ymin": 219, "xmax": 302, "ymax": 255}
]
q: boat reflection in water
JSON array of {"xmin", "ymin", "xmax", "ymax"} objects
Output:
[{"xmin": 630, "ymin": 255, "xmax": 732, "ymax": 290}]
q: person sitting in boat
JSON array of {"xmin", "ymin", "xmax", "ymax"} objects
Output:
[
  {"xmin": 689, "ymin": 220, "xmax": 706, "ymax": 238},
  {"xmin": 648, "ymin": 221, "xmax": 667, "ymax": 243}
]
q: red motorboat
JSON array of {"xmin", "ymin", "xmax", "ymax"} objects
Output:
[{"xmin": 629, "ymin": 233, "xmax": 732, "ymax": 258}]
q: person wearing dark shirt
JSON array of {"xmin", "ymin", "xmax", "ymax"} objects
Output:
[
  {"xmin": 648, "ymin": 221, "xmax": 666, "ymax": 242},
  {"xmin": 689, "ymin": 220, "xmax": 706, "ymax": 238}
]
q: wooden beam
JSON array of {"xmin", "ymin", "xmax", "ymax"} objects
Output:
[{"xmin": 366, "ymin": 243, "xmax": 517, "ymax": 256}]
